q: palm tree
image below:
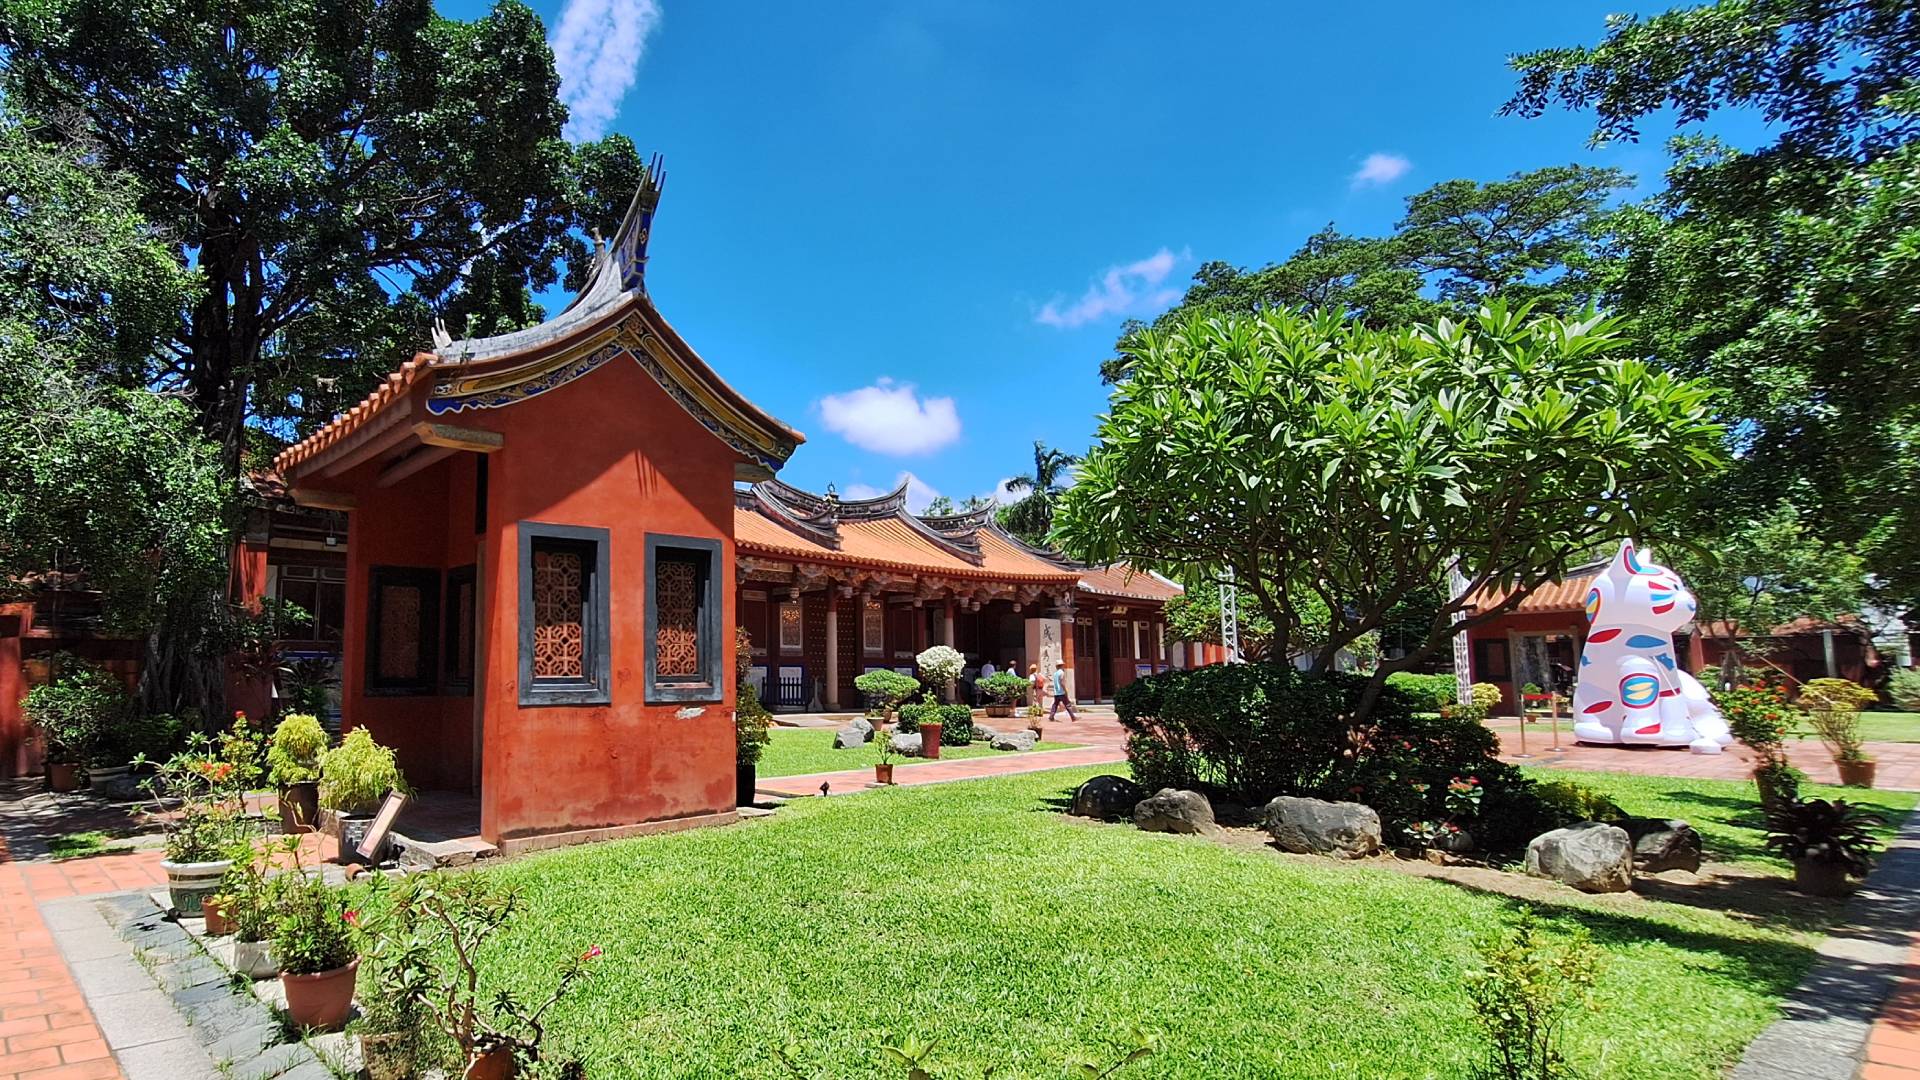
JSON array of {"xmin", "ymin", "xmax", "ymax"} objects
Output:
[{"xmin": 999, "ymin": 441, "xmax": 1079, "ymax": 544}]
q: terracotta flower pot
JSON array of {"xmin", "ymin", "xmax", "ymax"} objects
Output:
[
  {"xmin": 985, "ymin": 703, "xmax": 1013, "ymax": 719},
  {"xmin": 1838, "ymin": 758, "xmax": 1877, "ymax": 788},
  {"xmin": 281, "ymin": 958, "xmax": 358, "ymax": 1031},
  {"xmin": 920, "ymin": 721, "xmax": 942, "ymax": 759},
  {"xmin": 1794, "ymin": 858, "xmax": 1854, "ymax": 898},
  {"xmin": 279, "ymin": 782, "xmax": 320, "ymax": 833},
  {"xmin": 203, "ymin": 898, "xmax": 235, "ymax": 936},
  {"xmin": 47, "ymin": 762, "xmax": 80, "ymax": 793},
  {"xmin": 465, "ymin": 1047, "xmax": 518, "ymax": 1080},
  {"xmin": 875, "ymin": 763, "xmax": 895, "ymax": 785}
]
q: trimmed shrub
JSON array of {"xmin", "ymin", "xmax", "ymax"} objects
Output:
[
  {"xmin": 854, "ymin": 669, "xmax": 919, "ymax": 715},
  {"xmin": 1533, "ymin": 779, "xmax": 1625, "ymax": 824},
  {"xmin": 898, "ymin": 702, "xmax": 973, "ymax": 745},
  {"xmin": 1386, "ymin": 672, "xmax": 1457, "ymax": 712},
  {"xmin": 1115, "ymin": 663, "xmax": 1552, "ymax": 854},
  {"xmin": 1891, "ymin": 668, "xmax": 1920, "ymax": 712}
]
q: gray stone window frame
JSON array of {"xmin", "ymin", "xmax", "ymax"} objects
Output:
[
  {"xmin": 645, "ymin": 533, "xmax": 723, "ymax": 704},
  {"xmin": 517, "ymin": 522, "xmax": 612, "ymax": 707}
]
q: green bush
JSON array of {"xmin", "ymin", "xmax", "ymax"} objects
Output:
[
  {"xmin": 1384, "ymin": 672, "xmax": 1458, "ymax": 712},
  {"xmin": 854, "ymin": 669, "xmax": 920, "ymax": 714},
  {"xmin": 1890, "ymin": 668, "xmax": 1920, "ymax": 711},
  {"xmin": 896, "ymin": 702, "xmax": 973, "ymax": 744},
  {"xmin": 96, "ymin": 710, "xmax": 186, "ymax": 771},
  {"xmin": 319, "ymin": 728, "xmax": 406, "ymax": 815},
  {"xmin": 977, "ymin": 671, "xmax": 1030, "ymax": 704},
  {"xmin": 1466, "ymin": 913, "xmax": 1602, "ymax": 1080},
  {"xmin": 1115, "ymin": 663, "xmax": 1552, "ymax": 853},
  {"xmin": 22, "ymin": 658, "xmax": 127, "ymax": 764},
  {"xmin": 267, "ymin": 713, "xmax": 328, "ymax": 786},
  {"xmin": 1533, "ymin": 780, "xmax": 1625, "ymax": 825}
]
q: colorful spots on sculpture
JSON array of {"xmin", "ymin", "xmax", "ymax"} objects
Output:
[
  {"xmin": 1587, "ymin": 628, "xmax": 1621, "ymax": 644},
  {"xmin": 1619, "ymin": 674, "xmax": 1660, "ymax": 709},
  {"xmin": 1624, "ymin": 544, "xmax": 1654, "ymax": 575},
  {"xmin": 1657, "ymin": 653, "xmax": 1675, "ymax": 670},
  {"xmin": 1626, "ymin": 634, "xmax": 1666, "ymax": 649},
  {"xmin": 1584, "ymin": 588, "xmax": 1601, "ymax": 624},
  {"xmin": 1583, "ymin": 700, "xmax": 1614, "ymax": 714},
  {"xmin": 1647, "ymin": 581, "xmax": 1676, "ymax": 615},
  {"xmin": 1635, "ymin": 721, "xmax": 1663, "ymax": 735}
]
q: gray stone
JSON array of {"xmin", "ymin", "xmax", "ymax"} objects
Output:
[
  {"xmin": 96, "ymin": 988, "xmax": 197, "ymax": 1050},
  {"xmin": 974, "ymin": 724, "xmax": 1000, "ymax": 743},
  {"xmin": 1071, "ymin": 775, "xmax": 1146, "ymax": 820},
  {"xmin": 834, "ymin": 718, "xmax": 874, "ymax": 749},
  {"xmin": 1621, "ymin": 817, "xmax": 1703, "ymax": 874},
  {"xmin": 1261, "ymin": 797, "xmax": 1382, "ymax": 859},
  {"xmin": 116, "ymin": 1037, "xmax": 218, "ymax": 1080},
  {"xmin": 68, "ymin": 953, "xmax": 156, "ymax": 999},
  {"xmin": 991, "ymin": 729, "xmax": 1038, "ymax": 752},
  {"xmin": 1133, "ymin": 788, "xmax": 1219, "ymax": 835},
  {"xmin": 888, "ymin": 732, "xmax": 923, "ymax": 757},
  {"xmin": 1524, "ymin": 822, "xmax": 1635, "ymax": 893}
]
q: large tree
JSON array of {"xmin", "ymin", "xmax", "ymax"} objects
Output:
[
  {"xmin": 1056, "ymin": 303, "xmax": 1726, "ymax": 719},
  {"xmin": 997, "ymin": 440, "xmax": 1080, "ymax": 545},
  {"xmin": 0, "ymin": 0, "xmax": 646, "ymax": 462},
  {"xmin": 1504, "ymin": 0, "xmax": 1920, "ymax": 615}
]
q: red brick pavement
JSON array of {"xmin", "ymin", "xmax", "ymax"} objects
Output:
[
  {"xmin": 1861, "ymin": 940, "xmax": 1920, "ymax": 1078},
  {"xmin": 1492, "ymin": 722, "xmax": 1920, "ymax": 792}
]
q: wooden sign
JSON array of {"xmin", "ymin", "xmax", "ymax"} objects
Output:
[{"xmin": 356, "ymin": 789, "xmax": 409, "ymax": 864}]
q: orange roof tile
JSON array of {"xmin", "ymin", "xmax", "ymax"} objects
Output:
[
  {"xmin": 1468, "ymin": 569, "xmax": 1599, "ymax": 614},
  {"xmin": 734, "ymin": 508, "xmax": 1076, "ymax": 582},
  {"xmin": 1076, "ymin": 563, "xmax": 1183, "ymax": 602}
]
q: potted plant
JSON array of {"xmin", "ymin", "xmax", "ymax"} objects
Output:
[
  {"xmin": 977, "ymin": 671, "xmax": 1029, "ymax": 719},
  {"xmin": 1026, "ymin": 703, "xmax": 1045, "ymax": 739},
  {"xmin": 1715, "ymin": 682, "xmax": 1802, "ymax": 809},
  {"xmin": 274, "ymin": 869, "xmax": 359, "ymax": 1030},
  {"xmin": 319, "ymin": 728, "xmax": 407, "ymax": 864},
  {"xmin": 351, "ymin": 877, "xmax": 436, "ymax": 1080},
  {"xmin": 22, "ymin": 658, "xmax": 123, "ymax": 793},
  {"xmin": 734, "ymin": 627, "xmax": 772, "ymax": 806},
  {"xmin": 1800, "ymin": 678, "xmax": 1881, "ymax": 788},
  {"xmin": 268, "ymin": 713, "xmax": 328, "ymax": 832},
  {"xmin": 372, "ymin": 876, "xmax": 597, "ymax": 1080},
  {"xmin": 141, "ymin": 735, "xmax": 252, "ymax": 915},
  {"xmin": 875, "ymin": 732, "xmax": 899, "ymax": 785},
  {"xmin": 1764, "ymin": 796, "xmax": 1885, "ymax": 897},
  {"xmin": 854, "ymin": 669, "xmax": 920, "ymax": 728},
  {"xmin": 213, "ymin": 834, "xmax": 286, "ymax": 978},
  {"xmin": 912, "ymin": 646, "xmax": 966, "ymax": 758}
]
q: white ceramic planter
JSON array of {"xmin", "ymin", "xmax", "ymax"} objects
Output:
[
  {"xmin": 232, "ymin": 938, "xmax": 279, "ymax": 979},
  {"xmin": 160, "ymin": 858, "xmax": 232, "ymax": 917}
]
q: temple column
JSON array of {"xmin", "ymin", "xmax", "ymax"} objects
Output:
[
  {"xmin": 824, "ymin": 590, "xmax": 841, "ymax": 710},
  {"xmin": 942, "ymin": 597, "xmax": 958, "ymax": 701}
]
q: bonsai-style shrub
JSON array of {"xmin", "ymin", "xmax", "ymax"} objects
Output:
[
  {"xmin": 1117, "ymin": 662, "xmax": 1554, "ymax": 854},
  {"xmin": 1465, "ymin": 913, "xmax": 1602, "ymax": 1080},
  {"xmin": 268, "ymin": 713, "xmax": 328, "ymax": 787},
  {"xmin": 1764, "ymin": 796, "xmax": 1885, "ymax": 878},
  {"xmin": 1384, "ymin": 672, "xmax": 1457, "ymax": 713},
  {"xmin": 22, "ymin": 658, "xmax": 126, "ymax": 765},
  {"xmin": 914, "ymin": 645, "xmax": 965, "ymax": 701},
  {"xmin": 319, "ymin": 728, "xmax": 406, "ymax": 816},
  {"xmin": 1799, "ymin": 678, "xmax": 1880, "ymax": 765},
  {"xmin": 1442, "ymin": 681, "xmax": 1503, "ymax": 723},
  {"xmin": 1891, "ymin": 668, "xmax": 1920, "ymax": 712},
  {"xmin": 854, "ymin": 669, "xmax": 919, "ymax": 716},
  {"xmin": 977, "ymin": 671, "xmax": 1031, "ymax": 706}
]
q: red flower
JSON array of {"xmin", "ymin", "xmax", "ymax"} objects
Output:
[
  {"xmin": 581, "ymin": 945, "xmax": 603, "ymax": 961},
  {"xmin": 343, "ymin": 909, "xmax": 359, "ymax": 926}
]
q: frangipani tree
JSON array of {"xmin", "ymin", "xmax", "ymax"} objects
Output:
[{"xmin": 1054, "ymin": 302, "xmax": 1725, "ymax": 718}]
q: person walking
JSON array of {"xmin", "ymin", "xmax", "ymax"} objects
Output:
[{"xmin": 1049, "ymin": 661, "xmax": 1078, "ymax": 722}]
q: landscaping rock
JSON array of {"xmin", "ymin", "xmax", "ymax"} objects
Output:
[
  {"xmin": 1260, "ymin": 797, "xmax": 1381, "ymax": 859},
  {"xmin": 1621, "ymin": 817, "xmax": 1703, "ymax": 874},
  {"xmin": 888, "ymin": 732, "xmax": 923, "ymax": 757},
  {"xmin": 1133, "ymin": 788, "xmax": 1219, "ymax": 835},
  {"xmin": 834, "ymin": 718, "xmax": 874, "ymax": 749},
  {"xmin": 974, "ymin": 724, "xmax": 1000, "ymax": 743},
  {"xmin": 1071, "ymin": 775, "xmax": 1146, "ymax": 820},
  {"xmin": 991, "ymin": 729, "xmax": 1038, "ymax": 752},
  {"xmin": 1524, "ymin": 822, "xmax": 1634, "ymax": 893}
]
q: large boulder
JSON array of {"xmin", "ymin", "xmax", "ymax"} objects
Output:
[
  {"xmin": 1071, "ymin": 775, "xmax": 1146, "ymax": 820},
  {"xmin": 1133, "ymin": 789, "xmax": 1219, "ymax": 836},
  {"xmin": 991, "ymin": 729, "xmax": 1038, "ymax": 752},
  {"xmin": 974, "ymin": 724, "xmax": 1000, "ymax": 744},
  {"xmin": 1621, "ymin": 817, "xmax": 1703, "ymax": 874},
  {"xmin": 1261, "ymin": 797, "xmax": 1382, "ymax": 859},
  {"xmin": 1524, "ymin": 822, "xmax": 1635, "ymax": 893},
  {"xmin": 834, "ymin": 718, "xmax": 874, "ymax": 749},
  {"xmin": 888, "ymin": 732, "xmax": 923, "ymax": 757}
]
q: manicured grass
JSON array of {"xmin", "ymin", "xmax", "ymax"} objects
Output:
[
  {"xmin": 455, "ymin": 765, "xmax": 1873, "ymax": 1078},
  {"xmin": 1521, "ymin": 767, "xmax": 1916, "ymax": 871},
  {"xmin": 1790, "ymin": 709, "xmax": 1920, "ymax": 744},
  {"xmin": 755, "ymin": 726, "xmax": 1077, "ymax": 779},
  {"xmin": 45, "ymin": 831, "xmax": 115, "ymax": 860}
]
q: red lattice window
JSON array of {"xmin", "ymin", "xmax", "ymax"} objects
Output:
[
  {"xmin": 531, "ymin": 548, "xmax": 585, "ymax": 679},
  {"xmin": 376, "ymin": 584, "xmax": 421, "ymax": 679},
  {"xmin": 366, "ymin": 566, "xmax": 438, "ymax": 694},
  {"xmin": 654, "ymin": 558, "xmax": 700, "ymax": 677},
  {"xmin": 645, "ymin": 536, "xmax": 718, "ymax": 703}
]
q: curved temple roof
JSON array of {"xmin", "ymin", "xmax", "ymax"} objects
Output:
[{"xmin": 275, "ymin": 159, "xmax": 803, "ymax": 483}]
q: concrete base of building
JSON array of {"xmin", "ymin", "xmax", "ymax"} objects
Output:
[{"xmin": 495, "ymin": 808, "xmax": 740, "ymax": 856}]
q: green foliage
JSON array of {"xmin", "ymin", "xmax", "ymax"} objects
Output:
[
  {"xmin": 142, "ymin": 730, "xmax": 256, "ymax": 862},
  {"xmin": 21, "ymin": 657, "xmax": 127, "ymax": 764},
  {"xmin": 1115, "ymin": 663, "xmax": 1552, "ymax": 853},
  {"xmin": 757, "ymin": 729, "xmax": 1070, "ymax": 779},
  {"xmin": 897, "ymin": 702, "xmax": 973, "ymax": 745},
  {"xmin": 1471, "ymin": 683, "xmax": 1504, "ymax": 711},
  {"xmin": 95, "ymin": 711, "xmax": 187, "ymax": 772},
  {"xmin": 1713, "ymin": 684, "xmax": 1795, "ymax": 759},
  {"xmin": 267, "ymin": 714, "xmax": 329, "ymax": 787},
  {"xmin": 915, "ymin": 646, "xmax": 966, "ymax": 694},
  {"xmin": 1058, "ymin": 302, "xmax": 1724, "ymax": 711},
  {"xmin": 855, "ymin": 670, "xmax": 921, "ymax": 714},
  {"xmin": 274, "ymin": 874, "xmax": 356, "ymax": 976},
  {"xmin": 218, "ymin": 835, "xmax": 289, "ymax": 944},
  {"xmin": 1890, "ymin": 669, "xmax": 1920, "ymax": 712},
  {"xmin": 1799, "ymin": 678, "xmax": 1879, "ymax": 714},
  {"xmin": 1465, "ymin": 914, "xmax": 1602, "ymax": 1080},
  {"xmin": 1672, "ymin": 503, "xmax": 1866, "ymax": 669},
  {"xmin": 976, "ymin": 671, "xmax": 1030, "ymax": 705},
  {"xmin": 1532, "ymin": 780, "xmax": 1626, "ymax": 825},
  {"xmin": 1764, "ymin": 797, "xmax": 1886, "ymax": 875},
  {"xmin": 997, "ymin": 441, "xmax": 1080, "ymax": 545},
  {"xmin": 735, "ymin": 625, "xmax": 773, "ymax": 767},
  {"xmin": 1800, "ymin": 678, "xmax": 1880, "ymax": 762},
  {"xmin": 1160, "ymin": 590, "xmax": 1278, "ymax": 661},
  {"xmin": 217, "ymin": 713, "xmax": 268, "ymax": 793},
  {"xmin": 1386, "ymin": 673, "xmax": 1459, "ymax": 713},
  {"xmin": 320, "ymin": 728, "xmax": 407, "ymax": 815}
]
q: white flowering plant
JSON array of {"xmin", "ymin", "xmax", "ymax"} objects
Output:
[{"xmin": 915, "ymin": 645, "xmax": 965, "ymax": 696}]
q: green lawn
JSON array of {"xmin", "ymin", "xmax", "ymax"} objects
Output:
[
  {"xmin": 755, "ymin": 726, "xmax": 1077, "ymax": 779},
  {"xmin": 446, "ymin": 765, "xmax": 1905, "ymax": 1079},
  {"xmin": 1790, "ymin": 709, "xmax": 1920, "ymax": 745}
]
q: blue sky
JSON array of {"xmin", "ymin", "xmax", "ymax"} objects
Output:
[{"xmin": 456, "ymin": 0, "xmax": 1739, "ymax": 510}]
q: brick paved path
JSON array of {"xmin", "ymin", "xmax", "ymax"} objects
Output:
[
  {"xmin": 1492, "ymin": 722, "xmax": 1920, "ymax": 792},
  {"xmin": 1863, "ymin": 942, "xmax": 1920, "ymax": 1078}
]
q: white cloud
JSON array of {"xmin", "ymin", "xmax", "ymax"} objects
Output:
[
  {"xmin": 843, "ymin": 471, "xmax": 942, "ymax": 514},
  {"xmin": 1350, "ymin": 152, "xmax": 1411, "ymax": 189},
  {"xmin": 1034, "ymin": 246, "xmax": 1190, "ymax": 329},
  {"xmin": 550, "ymin": 0, "xmax": 663, "ymax": 143},
  {"xmin": 816, "ymin": 378, "xmax": 962, "ymax": 455}
]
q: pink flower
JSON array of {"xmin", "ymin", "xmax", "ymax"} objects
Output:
[
  {"xmin": 581, "ymin": 945, "xmax": 603, "ymax": 961},
  {"xmin": 343, "ymin": 910, "xmax": 359, "ymax": 926}
]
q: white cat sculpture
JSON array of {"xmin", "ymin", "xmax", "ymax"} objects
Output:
[{"xmin": 1570, "ymin": 541, "xmax": 1732, "ymax": 755}]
